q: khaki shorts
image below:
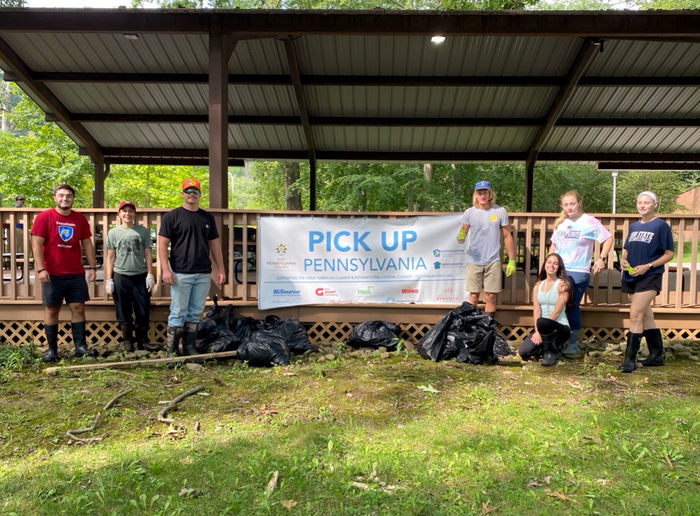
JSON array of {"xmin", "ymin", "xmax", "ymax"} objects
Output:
[{"xmin": 466, "ymin": 259, "xmax": 502, "ymax": 294}]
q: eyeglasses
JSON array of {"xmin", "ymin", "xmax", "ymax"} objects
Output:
[{"xmin": 183, "ymin": 189, "xmax": 200, "ymax": 195}]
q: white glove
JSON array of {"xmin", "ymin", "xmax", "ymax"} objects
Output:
[
  {"xmin": 105, "ymin": 279, "xmax": 114, "ymax": 295},
  {"xmin": 146, "ymin": 273, "xmax": 156, "ymax": 292}
]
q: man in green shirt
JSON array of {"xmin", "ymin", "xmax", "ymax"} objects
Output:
[{"xmin": 105, "ymin": 201, "xmax": 155, "ymax": 351}]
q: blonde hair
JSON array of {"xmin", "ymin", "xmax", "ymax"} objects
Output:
[
  {"xmin": 554, "ymin": 190, "xmax": 583, "ymax": 229},
  {"xmin": 472, "ymin": 189, "xmax": 496, "ymax": 208}
]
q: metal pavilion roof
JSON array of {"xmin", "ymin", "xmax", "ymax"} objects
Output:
[{"xmin": 0, "ymin": 8, "xmax": 699, "ymax": 208}]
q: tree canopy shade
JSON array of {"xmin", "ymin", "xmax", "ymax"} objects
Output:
[{"xmin": 0, "ymin": 8, "xmax": 699, "ymax": 209}]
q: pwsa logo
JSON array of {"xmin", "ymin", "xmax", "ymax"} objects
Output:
[
  {"xmin": 356, "ymin": 286, "xmax": 375, "ymax": 296},
  {"xmin": 315, "ymin": 287, "xmax": 337, "ymax": 297},
  {"xmin": 401, "ymin": 288, "xmax": 419, "ymax": 294}
]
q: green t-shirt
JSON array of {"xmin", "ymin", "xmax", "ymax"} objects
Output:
[{"xmin": 105, "ymin": 224, "xmax": 152, "ymax": 275}]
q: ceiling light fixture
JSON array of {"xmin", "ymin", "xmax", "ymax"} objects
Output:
[
  {"xmin": 430, "ymin": 35, "xmax": 446, "ymax": 44},
  {"xmin": 123, "ymin": 34, "xmax": 140, "ymax": 41}
]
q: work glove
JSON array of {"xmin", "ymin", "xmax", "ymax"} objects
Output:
[
  {"xmin": 146, "ymin": 273, "xmax": 156, "ymax": 292},
  {"xmin": 456, "ymin": 227, "xmax": 466, "ymax": 243},
  {"xmin": 105, "ymin": 279, "xmax": 114, "ymax": 295},
  {"xmin": 505, "ymin": 259, "xmax": 516, "ymax": 277}
]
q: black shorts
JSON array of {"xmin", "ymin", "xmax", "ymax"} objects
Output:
[
  {"xmin": 42, "ymin": 274, "xmax": 90, "ymax": 306},
  {"xmin": 621, "ymin": 273, "xmax": 663, "ymax": 295}
]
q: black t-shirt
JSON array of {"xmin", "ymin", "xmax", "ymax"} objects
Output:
[{"xmin": 159, "ymin": 207, "xmax": 219, "ymax": 274}]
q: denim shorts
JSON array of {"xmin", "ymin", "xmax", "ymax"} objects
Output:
[{"xmin": 42, "ymin": 274, "xmax": 89, "ymax": 306}]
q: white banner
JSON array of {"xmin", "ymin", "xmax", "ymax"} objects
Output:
[{"xmin": 257, "ymin": 215, "xmax": 468, "ymax": 309}]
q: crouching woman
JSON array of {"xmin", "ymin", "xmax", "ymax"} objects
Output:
[{"xmin": 519, "ymin": 253, "xmax": 572, "ymax": 366}]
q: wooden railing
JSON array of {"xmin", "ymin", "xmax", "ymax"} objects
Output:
[{"xmin": 2, "ymin": 208, "xmax": 698, "ymax": 309}]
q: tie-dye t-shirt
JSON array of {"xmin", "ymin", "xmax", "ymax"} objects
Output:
[{"xmin": 550, "ymin": 214, "xmax": 611, "ymax": 274}]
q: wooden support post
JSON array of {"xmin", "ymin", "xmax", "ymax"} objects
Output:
[
  {"xmin": 208, "ymin": 20, "xmax": 236, "ymax": 210},
  {"xmin": 92, "ymin": 158, "xmax": 105, "ymax": 208}
]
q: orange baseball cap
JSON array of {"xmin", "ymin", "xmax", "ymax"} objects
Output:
[{"xmin": 182, "ymin": 178, "xmax": 201, "ymax": 191}]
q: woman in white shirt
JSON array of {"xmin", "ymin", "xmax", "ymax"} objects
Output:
[{"xmin": 550, "ymin": 191, "xmax": 613, "ymax": 358}]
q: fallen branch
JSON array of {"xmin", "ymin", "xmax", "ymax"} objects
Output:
[
  {"xmin": 158, "ymin": 385, "xmax": 205, "ymax": 424},
  {"xmin": 66, "ymin": 389, "xmax": 132, "ymax": 443},
  {"xmin": 43, "ymin": 350, "xmax": 238, "ymax": 375},
  {"xmin": 663, "ymin": 452, "xmax": 675, "ymax": 470}
]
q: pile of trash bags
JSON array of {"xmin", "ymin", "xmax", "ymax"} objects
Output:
[
  {"xmin": 347, "ymin": 321, "xmax": 401, "ymax": 351},
  {"xmin": 416, "ymin": 302, "xmax": 511, "ymax": 364},
  {"xmin": 195, "ymin": 296, "xmax": 314, "ymax": 366}
]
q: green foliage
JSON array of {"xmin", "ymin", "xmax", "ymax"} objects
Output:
[
  {"xmin": 0, "ymin": 354, "xmax": 698, "ymax": 513},
  {"xmin": 0, "ymin": 344, "xmax": 37, "ymax": 379},
  {"xmin": 105, "ymin": 165, "xmax": 212, "ymax": 209},
  {"xmin": 0, "ymin": 84, "xmax": 93, "ymax": 207}
]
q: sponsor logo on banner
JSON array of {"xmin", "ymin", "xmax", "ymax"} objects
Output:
[
  {"xmin": 356, "ymin": 286, "xmax": 375, "ymax": 296},
  {"xmin": 401, "ymin": 288, "xmax": 419, "ymax": 294},
  {"xmin": 276, "ymin": 243, "xmax": 287, "ymax": 255},
  {"xmin": 435, "ymin": 286, "xmax": 463, "ymax": 303},
  {"xmin": 315, "ymin": 287, "xmax": 337, "ymax": 297},
  {"xmin": 272, "ymin": 288, "xmax": 301, "ymax": 296}
]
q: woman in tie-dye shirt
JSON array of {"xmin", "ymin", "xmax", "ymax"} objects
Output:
[{"xmin": 549, "ymin": 191, "xmax": 613, "ymax": 358}]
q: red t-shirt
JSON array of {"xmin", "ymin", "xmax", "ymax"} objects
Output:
[{"xmin": 31, "ymin": 209, "xmax": 92, "ymax": 275}]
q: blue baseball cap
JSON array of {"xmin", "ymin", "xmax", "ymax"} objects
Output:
[{"xmin": 474, "ymin": 180, "xmax": 491, "ymax": 191}]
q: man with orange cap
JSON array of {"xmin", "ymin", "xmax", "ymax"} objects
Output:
[{"xmin": 157, "ymin": 178, "xmax": 226, "ymax": 358}]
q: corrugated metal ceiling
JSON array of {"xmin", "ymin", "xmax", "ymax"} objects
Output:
[{"xmin": 0, "ymin": 8, "xmax": 699, "ymax": 167}]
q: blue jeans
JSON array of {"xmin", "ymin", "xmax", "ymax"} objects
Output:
[
  {"xmin": 168, "ymin": 272, "xmax": 211, "ymax": 327},
  {"xmin": 566, "ymin": 271, "xmax": 590, "ymax": 331}
]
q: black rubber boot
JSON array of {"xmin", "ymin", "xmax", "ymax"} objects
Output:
[
  {"xmin": 166, "ymin": 326, "xmax": 183, "ymax": 358},
  {"xmin": 120, "ymin": 323, "xmax": 134, "ymax": 352},
  {"xmin": 641, "ymin": 328, "xmax": 664, "ymax": 367},
  {"xmin": 72, "ymin": 321, "xmax": 98, "ymax": 358},
  {"xmin": 619, "ymin": 332, "xmax": 642, "ymax": 373},
  {"xmin": 540, "ymin": 331, "xmax": 559, "ymax": 367},
  {"xmin": 42, "ymin": 323, "xmax": 59, "ymax": 363},
  {"xmin": 135, "ymin": 325, "xmax": 153, "ymax": 351},
  {"xmin": 182, "ymin": 322, "xmax": 199, "ymax": 356}
]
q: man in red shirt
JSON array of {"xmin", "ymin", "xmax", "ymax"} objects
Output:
[{"xmin": 31, "ymin": 184, "xmax": 98, "ymax": 362}]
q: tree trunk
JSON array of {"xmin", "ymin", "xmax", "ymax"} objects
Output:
[
  {"xmin": 283, "ymin": 161, "xmax": 301, "ymax": 210},
  {"xmin": 421, "ymin": 162, "xmax": 433, "ymax": 211},
  {"xmin": 1, "ymin": 81, "xmax": 13, "ymax": 132},
  {"xmin": 451, "ymin": 163, "xmax": 459, "ymax": 211}
]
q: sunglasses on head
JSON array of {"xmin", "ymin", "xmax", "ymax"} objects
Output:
[{"xmin": 183, "ymin": 188, "xmax": 200, "ymax": 195}]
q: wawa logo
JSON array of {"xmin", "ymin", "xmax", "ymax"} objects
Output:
[{"xmin": 401, "ymin": 288, "xmax": 419, "ymax": 294}]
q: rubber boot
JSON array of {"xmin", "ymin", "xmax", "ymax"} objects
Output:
[
  {"xmin": 166, "ymin": 326, "xmax": 183, "ymax": 359},
  {"xmin": 562, "ymin": 328, "xmax": 583, "ymax": 358},
  {"xmin": 120, "ymin": 323, "xmax": 134, "ymax": 352},
  {"xmin": 619, "ymin": 332, "xmax": 642, "ymax": 373},
  {"xmin": 135, "ymin": 325, "xmax": 156, "ymax": 351},
  {"xmin": 42, "ymin": 323, "xmax": 59, "ymax": 363},
  {"xmin": 182, "ymin": 322, "xmax": 199, "ymax": 356},
  {"xmin": 72, "ymin": 321, "xmax": 98, "ymax": 358},
  {"xmin": 540, "ymin": 331, "xmax": 559, "ymax": 367},
  {"xmin": 641, "ymin": 328, "xmax": 664, "ymax": 367}
]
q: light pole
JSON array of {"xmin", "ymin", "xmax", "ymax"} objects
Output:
[{"xmin": 611, "ymin": 171, "xmax": 618, "ymax": 214}]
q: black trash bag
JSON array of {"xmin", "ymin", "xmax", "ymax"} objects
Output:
[
  {"xmin": 197, "ymin": 328, "xmax": 239, "ymax": 354},
  {"xmin": 278, "ymin": 317, "xmax": 314, "ymax": 353},
  {"xmin": 231, "ymin": 317, "xmax": 264, "ymax": 346},
  {"xmin": 237, "ymin": 329, "xmax": 289, "ymax": 366},
  {"xmin": 455, "ymin": 327, "xmax": 498, "ymax": 365},
  {"xmin": 263, "ymin": 314, "xmax": 283, "ymax": 329},
  {"xmin": 198, "ymin": 295, "xmax": 236, "ymax": 340},
  {"xmin": 417, "ymin": 302, "xmax": 479, "ymax": 361},
  {"xmin": 492, "ymin": 331, "xmax": 512, "ymax": 357},
  {"xmin": 347, "ymin": 321, "xmax": 400, "ymax": 351}
]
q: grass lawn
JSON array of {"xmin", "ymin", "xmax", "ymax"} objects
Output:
[
  {"xmin": 681, "ymin": 241, "xmax": 700, "ymax": 263},
  {"xmin": 1, "ymin": 345, "xmax": 698, "ymax": 515}
]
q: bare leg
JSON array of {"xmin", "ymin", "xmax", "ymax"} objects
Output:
[
  {"xmin": 483, "ymin": 292, "xmax": 497, "ymax": 313},
  {"xmin": 468, "ymin": 292, "xmax": 480, "ymax": 307},
  {"xmin": 629, "ymin": 290, "xmax": 656, "ymax": 333}
]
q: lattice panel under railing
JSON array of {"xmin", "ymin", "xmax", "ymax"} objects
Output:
[
  {"xmin": 1, "ymin": 321, "xmax": 698, "ymax": 348},
  {"xmin": 0, "ymin": 321, "xmax": 168, "ymax": 347}
]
